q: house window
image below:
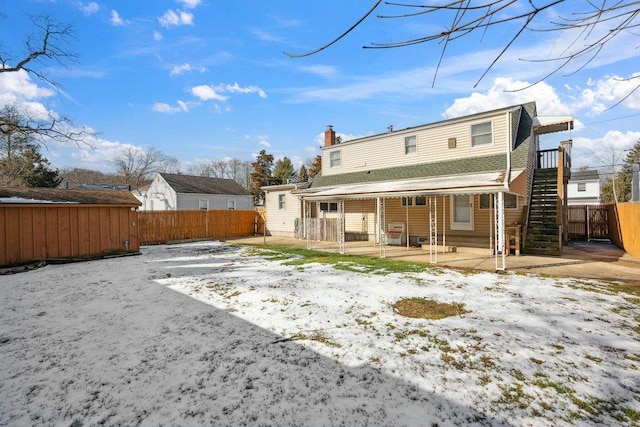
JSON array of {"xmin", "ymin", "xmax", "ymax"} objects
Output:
[
  {"xmin": 471, "ymin": 121, "xmax": 493, "ymax": 147},
  {"xmin": 402, "ymin": 196, "xmax": 427, "ymax": 206},
  {"xmin": 577, "ymin": 182, "xmax": 586, "ymax": 192},
  {"xmin": 199, "ymin": 199, "xmax": 209, "ymax": 211},
  {"xmin": 450, "ymin": 194, "xmax": 474, "ymax": 230},
  {"xmin": 319, "ymin": 202, "xmax": 338, "ymax": 212},
  {"xmin": 278, "ymin": 194, "xmax": 286, "ymax": 209},
  {"xmin": 479, "ymin": 193, "xmax": 518, "ymax": 209},
  {"xmin": 330, "ymin": 150, "xmax": 341, "ymax": 168},
  {"xmin": 227, "ymin": 200, "xmax": 236, "ymax": 210},
  {"xmin": 404, "ymin": 136, "xmax": 417, "ymax": 155}
]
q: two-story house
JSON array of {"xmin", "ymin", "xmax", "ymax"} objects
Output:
[
  {"xmin": 567, "ymin": 170, "xmax": 601, "ymax": 205},
  {"xmin": 263, "ymin": 101, "xmax": 573, "ymax": 269}
]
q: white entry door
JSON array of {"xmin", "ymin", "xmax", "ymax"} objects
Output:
[{"xmin": 451, "ymin": 194, "xmax": 474, "ymax": 230}]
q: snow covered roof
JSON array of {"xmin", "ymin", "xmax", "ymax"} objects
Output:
[{"xmin": 0, "ymin": 188, "xmax": 142, "ymax": 205}]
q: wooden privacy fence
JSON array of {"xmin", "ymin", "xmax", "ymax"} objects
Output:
[
  {"xmin": 567, "ymin": 204, "xmax": 610, "ymax": 240},
  {"xmin": 0, "ymin": 204, "xmax": 139, "ymax": 267},
  {"xmin": 294, "ymin": 218, "xmax": 339, "ymax": 241},
  {"xmin": 138, "ymin": 210, "xmax": 257, "ymax": 245},
  {"xmin": 608, "ymin": 202, "xmax": 640, "ymax": 259}
]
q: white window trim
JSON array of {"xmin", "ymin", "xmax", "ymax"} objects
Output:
[
  {"xmin": 450, "ymin": 194, "xmax": 474, "ymax": 231},
  {"xmin": 319, "ymin": 202, "xmax": 338, "ymax": 213},
  {"xmin": 278, "ymin": 194, "xmax": 286, "ymax": 210},
  {"xmin": 198, "ymin": 198, "xmax": 209, "ymax": 211},
  {"xmin": 401, "ymin": 196, "xmax": 426, "ymax": 207},
  {"xmin": 404, "ymin": 135, "xmax": 417, "ymax": 155},
  {"xmin": 227, "ymin": 199, "xmax": 236, "ymax": 210},
  {"xmin": 577, "ymin": 182, "xmax": 586, "ymax": 192},
  {"xmin": 329, "ymin": 150, "xmax": 341, "ymax": 168},
  {"xmin": 471, "ymin": 121, "xmax": 494, "ymax": 147}
]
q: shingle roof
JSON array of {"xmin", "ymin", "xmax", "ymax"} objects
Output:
[
  {"xmin": 159, "ymin": 173, "xmax": 251, "ymax": 195},
  {"xmin": 0, "ymin": 187, "xmax": 141, "ymax": 205},
  {"xmin": 570, "ymin": 170, "xmax": 600, "ymax": 181}
]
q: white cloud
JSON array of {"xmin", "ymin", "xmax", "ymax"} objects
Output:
[
  {"xmin": 191, "ymin": 85, "xmax": 228, "ymax": 102},
  {"xmin": 158, "ymin": 10, "xmax": 194, "ymax": 28},
  {"xmin": 177, "ymin": 0, "xmax": 201, "ymax": 9},
  {"xmin": 153, "ymin": 31, "xmax": 163, "ymax": 42},
  {"xmin": 443, "ymin": 77, "xmax": 573, "ymax": 119},
  {"xmin": 170, "ymin": 63, "xmax": 206, "ymax": 76},
  {"xmin": 298, "ymin": 65, "xmax": 338, "ymax": 79},
  {"xmin": 110, "ymin": 10, "xmax": 129, "ymax": 26},
  {"xmin": 191, "ymin": 83, "xmax": 267, "ymax": 103},
  {"xmin": 152, "ymin": 101, "xmax": 192, "ymax": 113},
  {"xmin": 574, "ymin": 74, "xmax": 640, "ymax": 114},
  {"xmin": 571, "ymin": 130, "xmax": 640, "ymax": 169},
  {"xmin": 0, "ymin": 69, "xmax": 54, "ymax": 103},
  {"xmin": 225, "ymin": 82, "xmax": 267, "ymax": 98},
  {"xmin": 258, "ymin": 140, "xmax": 271, "ymax": 148},
  {"xmin": 81, "ymin": 2, "xmax": 99, "ymax": 16}
]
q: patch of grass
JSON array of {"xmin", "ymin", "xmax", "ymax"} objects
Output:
[
  {"xmin": 620, "ymin": 407, "xmax": 640, "ymax": 424},
  {"xmin": 393, "ymin": 297, "xmax": 468, "ymax": 320},
  {"xmin": 496, "ymin": 383, "xmax": 534, "ymax": 409},
  {"xmin": 291, "ymin": 331, "xmax": 342, "ymax": 348},
  {"xmin": 585, "ymin": 354, "xmax": 603, "ymax": 363},
  {"xmin": 242, "ymin": 244, "xmax": 434, "ymax": 275}
]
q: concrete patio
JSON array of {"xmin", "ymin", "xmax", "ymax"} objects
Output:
[{"xmin": 225, "ymin": 235, "xmax": 640, "ymax": 285}]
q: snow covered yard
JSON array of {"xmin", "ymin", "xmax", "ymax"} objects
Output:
[{"xmin": 1, "ymin": 241, "xmax": 638, "ymax": 426}]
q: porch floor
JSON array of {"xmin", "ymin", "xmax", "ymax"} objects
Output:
[{"xmin": 224, "ymin": 236, "xmax": 640, "ymax": 285}]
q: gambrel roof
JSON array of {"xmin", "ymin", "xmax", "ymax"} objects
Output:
[{"xmin": 159, "ymin": 173, "xmax": 251, "ymax": 196}]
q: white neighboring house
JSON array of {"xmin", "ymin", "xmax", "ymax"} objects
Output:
[
  {"xmin": 567, "ymin": 170, "xmax": 601, "ymax": 205},
  {"xmin": 135, "ymin": 173, "xmax": 253, "ymax": 211}
]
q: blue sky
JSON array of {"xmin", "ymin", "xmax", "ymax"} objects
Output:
[{"xmin": 2, "ymin": 0, "xmax": 639, "ymax": 175}]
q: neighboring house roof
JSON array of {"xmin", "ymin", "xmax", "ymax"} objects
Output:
[
  {"xmin": 570, "ymin": 170, "xmax": 600, "ymax": 181},
  {"xmin": 0, "ymin": 187, "xmax": 142, "ymax": 205},
  {"xmin": 159, "ymin": 173, "xmax": 251, "ymax": 195}
]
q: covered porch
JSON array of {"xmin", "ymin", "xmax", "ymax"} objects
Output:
[{"xmin": 295, "ymin": 171, "xmax": 522, "ymax": 271}]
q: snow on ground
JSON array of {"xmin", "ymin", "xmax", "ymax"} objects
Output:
[{"xmin": 1, "ymin": 241, "xmax": 638, "ymax": 426}]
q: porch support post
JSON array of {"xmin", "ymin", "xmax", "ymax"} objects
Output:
[
  {"xmin": 305, "ymin": 200, "xmax": 312, "ymax": 250},
  {"xmin": 338, "ymin": 200, "xmax": 345, "ymax": 254},
  {"xmin": 380, "ymin": 198, "xmax": 386, "ymax": 258},
  {"xmin": 376, "ymin": 197, "xmax": 381, "ymax": 245},
  {"xmin": 495, "ymin": 191, "xmax": 506, "ymax": 271},
  {"xmin": 442, "ymin": 194, "xmax": 446, "ymax": 252},
  {"xmin": 405, "ymin": 200, "xmax": 409, "ymax": 250}
]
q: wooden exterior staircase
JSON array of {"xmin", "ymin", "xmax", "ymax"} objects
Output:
[{"xmin": 523, "ymin": 147, "xmax": 571, "ymax": 256}]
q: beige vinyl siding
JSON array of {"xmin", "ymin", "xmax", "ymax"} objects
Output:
[
  {"xmin": 265, "ymin": 189, "xmax": 302, "ymax": 237},
  {"xmin": 330, "ymin": 195, "xmax": 525, "ymax": 245},
  {"xmin": 322, "ymin": 111, "xmax": 509, "ymax": 177}
]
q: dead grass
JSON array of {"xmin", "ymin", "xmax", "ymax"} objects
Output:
[{"xmin": 392, "ymin": 297, "xmax": 469, "ymax": 320}]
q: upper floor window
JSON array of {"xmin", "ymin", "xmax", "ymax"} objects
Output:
[
  {"xmin": 330, "ymin": 150, "xmax": 341, "ymax": 168},
  {"xmin": 199, "ymin": 199, "xmax": 209, "ymax": 210},
  {"xmin": 278, "ymin": 194, "xmax": 286, "ymax": 209},
  {"xmin": 471, "ymin": 121, "xmax": 493, "ymax": 147},
  {"xmin": 577, "ymin": 182, "xmax": 586, "ymax": 192},
  {"xmin": 227, "ymin": 200, "xmax": 236, "ymax": 210},
  {"xmin": 404, "ymin": 136, "xmax": 417, "ymax": 155}
]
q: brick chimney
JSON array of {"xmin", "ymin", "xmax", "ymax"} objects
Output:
[{"xmin": 324, "ymin": 125, "xmax": 336, "ymax": 147}]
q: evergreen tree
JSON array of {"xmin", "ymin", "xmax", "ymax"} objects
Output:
[
  {"xmin": 297, "ymin": 165, "xmax": 309, "ymax": 183},
  {"xmin": 616, "ymin": 139, "xmax": 640, "ymax": 202},
  {"xmin": 22, "ymin": 146, "xmax": 62, "ymax": 187},
  {"xmin": 250, "ymin": 150, "xmax": 274, "ymax": 205},
  {"xmin": 307, "ymin": 155, "xmax": 322, "ymax": 178},
  {"xmin": 273, "ymin": 156, "xmax": 295, "ymax": 184}
]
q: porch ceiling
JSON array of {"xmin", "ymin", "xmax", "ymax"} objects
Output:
[{"xmin": 301, "ymin": 171, "xmax": 511, "ymax": 201}]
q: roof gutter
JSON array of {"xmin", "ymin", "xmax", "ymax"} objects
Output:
[{"xmin": 504, "ymin": 109, "xmax": 513, "ymax": 190}]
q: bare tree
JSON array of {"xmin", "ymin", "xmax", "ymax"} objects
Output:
[
  {"xmin": 110, "ymin": 146, "xmax": 168, "ymax": 187},
  {"xmin": 0, "ymin": 14, "xmax": 77, "ymax": 88},
  {"xmin": 285, "ymin": 1, "xmax": 640, "ymax": 105}
]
